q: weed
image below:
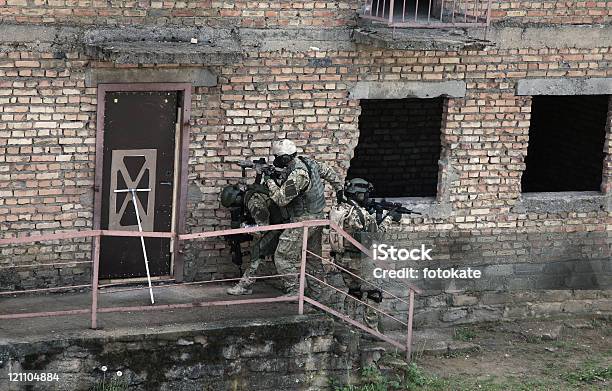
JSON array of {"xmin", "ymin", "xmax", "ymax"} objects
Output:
[
  {"xmin": 523, "ymin": 334, "xmax": 541, "ymax": 344},
  {"xmin": 563, "ymin": 363, "xmax": 612, "ymax": 384},
  {"xmin": 552, "ymin": 339, "xmax": 581, "ymax": 350},
  {"xmin": 331, "ymin": 363, "xmax": 442, "ymax": 391},
  {"xmin": 90, "ymin": 371, "xmax": 128, "ymax": 391},
  {"xmin": 453, "ymin": 327, "xmax": 478, "ymax": 342}
]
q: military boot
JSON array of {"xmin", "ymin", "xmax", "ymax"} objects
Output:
[{"xmin": 226, "ymin": 279, "xmax": 253, "ymax": 295}]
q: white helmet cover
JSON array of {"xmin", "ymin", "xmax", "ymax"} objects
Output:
[{"xmin": 271, "ymin": 139, "xmax": 297, "ymax": 155}]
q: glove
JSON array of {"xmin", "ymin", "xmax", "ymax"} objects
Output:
[
  {"xmin": 336, "ymin": 190, "xmax": 344, "ymax": 204},
  {"xmin": 389, "ymin": 209, "xmax": 402, "ymax": 223},
  {"xmin": 263, "ymin": 166, "xmax": 280, "ymax": 180}
]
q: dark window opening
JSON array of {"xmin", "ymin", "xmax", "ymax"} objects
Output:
[
  {"xmin": 348, "ymin": 98, "xmax": 443, "ymax": 198},
  {"xmin": 522, "ymin": 95, "xmax": 608, "ymax": 193}
]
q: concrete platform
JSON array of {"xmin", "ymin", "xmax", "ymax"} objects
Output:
[{"xmin": 0, "ymin": 282, "xmax": 298, "ymax": 344}]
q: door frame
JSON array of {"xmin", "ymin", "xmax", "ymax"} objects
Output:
[{"xmin": 94, "ymin": 83, "xmax": 192, "ymax": 282}]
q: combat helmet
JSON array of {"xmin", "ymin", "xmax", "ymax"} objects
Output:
[
  {"xmin": 271, "ymin": 139, "xmax": 297, "ymax": 156},
  {"xmin": 220, "ymin": 184, "xmax": 243, "ymax": 208},
  {"xmin": 271, "ymin": 139, "xmax": 298, "ymax": 168},
  {"xmin": 344, "ymin": 178, "xmax": 374, "ymax": 195},
  {"xmin": 343, "ymin": 178, "xmax": 373, "ymax": 206}
]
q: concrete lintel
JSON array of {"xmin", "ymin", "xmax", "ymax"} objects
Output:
[
  {"xmin": 85, "ymin": 42, "xmax": 242, "ymax": 65},
  {"xmin": 352, "ymin": 26, "xmax": 490, "ymax": 51},
  {"xmin": 85, "ymin": 68, "xmax": 217, "ymax": 87},
  {"xmin": 511, "ymin": 192, "xmax": 609, "ymax": 213},
  {"xmin": 516, "ymin": 77, "xmax": 612, "ymax": 96},
  {"xmin": 349, "ymin": 81, "xmax": 466, "ymax": 100},
  {"xmin": 0, "ymin": 24, "xmax": 61, "ymax": 43},
  {"xmin": 240, "ymin": 28, "xmax": 354, "ymax": 52},
  {"xmin": 479, "ymin": 24, "xmax": 612, "ymax": 50}
]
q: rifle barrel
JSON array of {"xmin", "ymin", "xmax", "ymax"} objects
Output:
[{"xmin": 368, "ymin": 201, "xmax": 421, "ymax": 215}]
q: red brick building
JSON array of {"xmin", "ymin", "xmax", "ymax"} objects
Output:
[{"xmin": 0, "ymin": 1, "xmax": 611, "ymax": 326}]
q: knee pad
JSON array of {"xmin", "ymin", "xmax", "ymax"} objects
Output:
[
  {"xmin": 347, "ymin": 287, "xmax": 363, "ymax": 300},
  {"xmin": 366, "ymin": 289, "xmax": 383, "ymax": 303}
]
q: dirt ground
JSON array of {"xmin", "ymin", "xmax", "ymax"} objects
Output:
[{"xmin": 413, "ymin": 316, "xmax": 611, "ymax": 390}]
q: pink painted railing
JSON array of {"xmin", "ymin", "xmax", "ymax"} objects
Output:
[
  {"xmin": 361, "ymin": 0, "xmax": 491, "ymax": 28},
  {"xmin": 0, "ymin": 220, "xmax": 421, "ymax": 361}
]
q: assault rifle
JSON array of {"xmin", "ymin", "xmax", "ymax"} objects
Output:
[
  {"xmin": 366, "ymin": 199, "xmax": 421, "ymax": 224},
  {"xmin": 237, "ymin": 158, "xmax": 280, "ymax": 183},
  {"xmin": 224, "ymin": 206, "xmax": 253, "ymax": 273}
]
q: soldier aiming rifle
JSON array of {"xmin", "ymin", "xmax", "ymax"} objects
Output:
[
  {"xmin": 219, "ymin": 159, "xmax": 288, "ymax": 295},
  {"xmin": 329, "ymin": 178, "xmax": 403, "ymax": 332}
]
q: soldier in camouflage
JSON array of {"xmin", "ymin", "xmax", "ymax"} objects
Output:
[
  {"xmin": 264, "ymin": 139, "xmax": 343, "ymax": 297},
  {"xmin": 330, "ymin": 178, "xmax": 400, "ymax": 332},
  {"xmin": 221, "ymin": 183, "xmax": 287, "ymax": 295}
]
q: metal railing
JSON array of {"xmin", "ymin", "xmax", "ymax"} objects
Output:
[
  {"xmin": 360, "ymin": 0, "xmax": 491, "ymax": 28},
  {"xmin": 0, "ymin": 220, "xmax": 421, "ymax": 361}
]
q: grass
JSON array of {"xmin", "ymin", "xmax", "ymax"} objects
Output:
[
  {"xmin": 453, "ymin": 327, "xmax": 478, "ymax": 342},
  {"xmin": 332, "ymin": 355, "xmax": 612, "ymax": 391},
  {"xmin": 90, "ymin": 376, "xmax": 129, "ymax": 391},
  {"xmin": 332, "ymin": 319, "xmax": 612, "ymax": 391},
  {"xmin": 330, "ymin": 366, "xmax": 569, "ymax": 391},
  {"xmin": 331, "ymin": 363, "xmax": 441, "ymax": 391},
  {"xmin": 563, "ymin": 362, "xmax": 612, "ymax": 385}
]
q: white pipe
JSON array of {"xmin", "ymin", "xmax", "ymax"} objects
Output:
[{"xmin": 130, "ymin": 188, "xmax": 155, "ymax": 304}]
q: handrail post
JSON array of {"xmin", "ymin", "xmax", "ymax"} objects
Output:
[
  {"xmin": 91, "ymin": 234, "xmax": 101, "ymax": 329},
  {"xmin": 406, "ymin": 289, "xmax": 415, "ymax": 361},
  {"xmin": 298, "ymin": 226, "xmax": 309, "ymax": 315}
]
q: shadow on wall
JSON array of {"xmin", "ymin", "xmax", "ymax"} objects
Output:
[{"xmin": 539, "ymin": 259, "xmax": 611, "ymax": 290}]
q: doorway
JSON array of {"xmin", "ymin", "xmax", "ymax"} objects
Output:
[{"xmin": 94, "ymin": 84, "xmax": 191, "ymax": 281}]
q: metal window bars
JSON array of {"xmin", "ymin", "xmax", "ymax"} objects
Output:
[
  {"xmin": 361, "ymin": 0, "xmax": 491, "ymax": 28},
  {"xmin": 0, "ymin": 219, "xmax": 421, "ymax": 362}
]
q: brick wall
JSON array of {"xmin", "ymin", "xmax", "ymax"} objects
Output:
[
  {"xmin": 0, "ymin": 2, "xmax": 611, "ymax": 323},
  {"xmin": 181, "ymin": 46, "xmax": 612, "ymax": 282},
  {"xmin": 1, "ymin": 1, "xmax": 610, "ymax": 26},
  {"xmin": 347, "ymin": 98, "xmax": 443, "ymax": 198},
  {"xmin": 2, "ymin": 46, "xmax": 612, "ymax": 288},
  {"xmin": 0, "ymin": 1, "xmax": 359, "ymax": 27}
]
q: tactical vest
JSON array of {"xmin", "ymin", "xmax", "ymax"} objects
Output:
[
  {"xmin": 283, "ymin": 156, "xmax": 326, "ymax": 219},
  {"xmin": 330, "ymin": 200, "xmax": 377, "ymax": 253},
  {"xmin": 244, "ymin": 187, "xmax": 288, "ymax": 224}
]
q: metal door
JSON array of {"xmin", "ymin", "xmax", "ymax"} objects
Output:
[{"xmin": 99, "ymin": 91, "xmax": 178, "ymax": 279}]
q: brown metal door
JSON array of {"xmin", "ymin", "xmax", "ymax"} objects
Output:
[{"xmin": 99, "ymin": 91, "xmax": 178, "ymax": 279}]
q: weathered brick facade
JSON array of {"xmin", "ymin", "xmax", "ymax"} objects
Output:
[{"xmin": 1, "ymin": 1, "xmax": 611, "ymax": 326}]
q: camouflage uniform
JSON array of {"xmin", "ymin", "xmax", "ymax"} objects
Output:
[
  {"xmin": 333, "ymin": 199, "xmax": 393, "ymax": 331},
  {"xmin": 228, "ymin": 186, "xmax": 285, "ymax": 295},
  {"xmin": 266, "ymin": 156, "xmax": 343, "ymax": 296}
]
